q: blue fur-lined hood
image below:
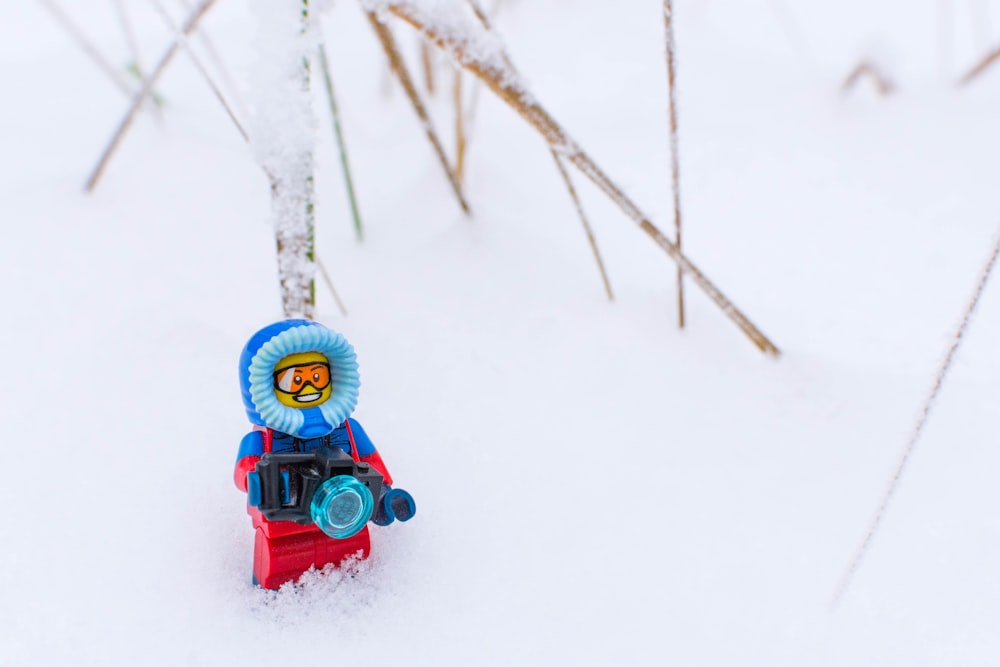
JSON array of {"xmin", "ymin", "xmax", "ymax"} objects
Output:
[{"xmin": 239, "ymin": 320, "xmax": 360, "ymax": 438}]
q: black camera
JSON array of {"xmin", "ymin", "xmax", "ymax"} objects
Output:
[{"xmin": 254, "ymin": 447, "xmax": 385, "ymax": 536}]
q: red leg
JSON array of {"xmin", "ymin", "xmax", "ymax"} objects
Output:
[{"xmin": 253, "ymin": 526, "xmax": 371, "ymax": 589}]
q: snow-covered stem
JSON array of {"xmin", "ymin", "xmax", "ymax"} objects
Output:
[
  {"xmin": 150, "ymin": 0, "xmax": 249, "ymax": 142},
  {"xmin": 831, "ymin": 228, "xmax": 1000, "ymax": 607},
  {"xmin": 664, "ymin": 0, "xmax": 685, "ymax": 328},
  {"xmin": 551, "ymin": 150, "xmax": 613, "ymax": 302},
  {"xmin": 318, "ymin": 43, "xmax": 365, "ymax": 240},
  {"xmin": 40, "ymin": 0, "xmax": 141, "ymax": 102},
  {"xmin": 366, "ymin": 10, "xmax": 470, "ymax": 214},
  {"xmin": 380, "ymin": 2, "xmax": 780, "ymax": 356},
  {"xmin": 254, "ymin": 0, "xmax": 319, "ymax": 319},
  {"xmin": 84, "ymin": 0, "xmax": 218, "ymax": 192},
  {"xmin": 459, "ymin": 0, "xmax": 510, "ymax": 181}
]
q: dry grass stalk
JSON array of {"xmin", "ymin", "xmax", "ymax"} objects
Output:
[
  {"xmin": 40, "ymin": 0, "xmax": 142, "ymax": 101},
  {"xmin": 958, "ymin": 44, "xmax": 1000, "ymax": 86},
  {"xmin": 318, "ymin": 43, "xmax": 365, "ymax": 240},
  {"xmin": 841, "ymin": 61, "xmax": 895, "ymax": 96},
  {"xmin": 316, "ymin": 255, "xmax": 349, "ymax": 316},
  {"xmin": 463, "ymin": 0, "xmax": 612, "ymax": 300},
  {"xmin": 366, "ymin": 11, "xmax": 470, "ymax": 214},
  {"xmin": 552, "ymin": 150, "xmax": 614, "ymax": 301},
  {"xmin": 383, "ymin": 4, "xmax": 779, "ymax": 356},
  {"xmin": 664, "ymin": 0, "xmax": 686, "ymax": 328},
  {"xmin": 460, "ymin": 0, "xmax": 494, "ymax": 137},
  {"xmin": 420, "ymin": 40, "xmax": 435, "ymax": 94},
  {"xmin": 831, "ymin": 228, "xmax": 1000, "ymax": 608},
  {"xmin": 454, "ymin": 68, "xmax": 467, "ymax": 186},
  {"xmin": 176, "ymin": 0, "xmax": 244, "ymax": 104},
  {"xmin": 149, "ymin": 0, "xmax": 248, "ymax": 142},
  {"xmin": 468, "ymin": 0, "xmax": 492, "ymax": 26},
  {"xmin": 113, "ymin": 0, "xmax": 145, "ymax": 78},
  {"xmin": 84, "ymin": 0, "xmax": 218, "ymax": 192}
]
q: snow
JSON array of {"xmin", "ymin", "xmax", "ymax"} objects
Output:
[{"xmin": 2, "ymin": 0, "xmax": 999, "ymax": 665}]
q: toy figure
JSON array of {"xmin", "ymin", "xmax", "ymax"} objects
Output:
[{"xmin": 235, "ymin": 319, "xmax": 415, "ymax": 589}]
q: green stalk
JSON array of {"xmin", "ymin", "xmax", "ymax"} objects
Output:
[{"xmin": 318, "ymin": 42, "xmax": 365, "ymax": 241}]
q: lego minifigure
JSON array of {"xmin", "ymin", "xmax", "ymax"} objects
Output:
[{"xmin": 235, "ymin": 319, "xmax": 415, "ymax": 589}]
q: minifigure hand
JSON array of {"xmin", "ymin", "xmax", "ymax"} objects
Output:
[
  {"xmin": 247, "ymin": 472, "xmax": 262, "ymax": 506},
  {"xmin": 372, "ymin": 486, "xmax": 416, "ymax": 526}
]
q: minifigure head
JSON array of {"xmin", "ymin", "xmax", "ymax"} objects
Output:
[
  {"xmin": 272, "ymin": 351, "xmax": 334, "ymax": 408},
  {"xmin": 239, "ymin": 320, "xmax": 360, "ymax": 438}
]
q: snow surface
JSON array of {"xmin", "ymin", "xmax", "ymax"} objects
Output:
[{"xmin": 2, "ymin": 1, "xmax": 999, "ymax": 665}]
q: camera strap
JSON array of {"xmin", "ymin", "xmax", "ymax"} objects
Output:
[
  {"xmin": 343, "ymin": 420, "xmax": 360, "ymax": 462},
  {"xmin": 258, "ymin": 426, "xmax": 274, "ymax": 454}
]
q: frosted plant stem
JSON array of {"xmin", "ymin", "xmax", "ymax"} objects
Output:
[
  {"xmin": 551, "ymin": 150, "xmax": 614, "ymax": 301},
  {"xmin": 84, "ymin": 0, "xmax": 218, "ymax": 192},
  {"xmin": 664, "ymin": 0, "xmax": 685, "ymax": 329},
  {"xmin": 149, "ymin": 0, "xmax": 248, "ymax": 142},
  {"xmin": 40, "ymin": 0, "xmax": 139, "ymax": 101},
  {"xmin": 462, "ymin": 0, "xmax": 493, "ymax": 133},
  {"xmin": 831, "ymin": 229, "xmax": 1000, "ymax": 608},
  {"xmin": 366, "ymin": 11, "xmax": 470, "ymax": 215},
  {"xmin": 276, "ymin": 0, "xmax": 317, "ymax": 320},
  {"xmin": 458, "ymin": 0, "xmax": 503, "ymax": 181},
  {"xmin": 381, "ymin": 4, "xmax": 780, "ymax": 356},
  {"xmin": 317, "ymin": 43, "xmax": 365, "ymax": 241}
]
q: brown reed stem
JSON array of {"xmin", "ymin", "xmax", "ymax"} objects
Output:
[
  {"xmin": 552, "ymin": 150, "xmax": 614, "ymax": 301},
  {"xmin": 454, "ymin": 68, "xmax": 467, "ymax": 186},
  {"xmin": 114, "ymin": 0, "xmax": 145, "ymax": 78},
  {"xmin": 366, "ymin": 11, "xmax": 470, "ymax": 215},
  {"xmin": 40, "ymin": 0, "xmax": 140, "ymax": 101},
  {"xmin": 958, "ymin": 43, "xmax": 1000, "ymax": 86},
  {"xmin": 831, "ymin": 228, "xmax": 1000, "ymax": 608},
  {"xmin": 84, "ymin": 0, "xmax": 218, "ymax": 192},
  {"xmin": 150, "ymin": 0, "xmax": 248, "ymax": 142},
  {"xmin": 420, "ymin": 40, "xmax": 435, "ymax": 95},
  {"xmin": 842, "ymin": 61, "xmax": 894, "ymax": 96},
  {"xmin": 383, "ymin": 3, "xmax": 779, "ymax": 356},
  {"xmin": 463, "ymin": 0, "xmax": 496, "ymax": 124},
  {"xmin": 664, "ymin": 0, "xmax": 686, "ymax": 328},
  {"xmin": 176, "ymin": 0, "xmax": 244, "ymax": 105},
  {"xmin": 316, "ymin": 255, "xmax": 349, "ymax": 317}
]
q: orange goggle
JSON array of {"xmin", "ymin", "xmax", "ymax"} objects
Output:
[{"xmin": 273, "ymin": 362, "xmax": 331, "ymax": 394}]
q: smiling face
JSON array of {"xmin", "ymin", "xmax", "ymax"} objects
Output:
[{"xmin": 272, "ymin": 351, "xmax": 333, "ymax": 409}]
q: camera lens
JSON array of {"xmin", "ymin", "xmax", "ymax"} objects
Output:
[{"xmin": 311, "ymin": 475, "xmax": 374, "ymax": 539}]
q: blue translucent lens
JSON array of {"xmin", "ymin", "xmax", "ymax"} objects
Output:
[{"xmin": 310, "ymin": 475, "xmax": 374, "ymax": 539}]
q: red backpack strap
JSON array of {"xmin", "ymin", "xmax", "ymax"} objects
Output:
[
  {"xmin": 343, "ymin": 419, "xmax": 360, "ymax": 462},
  {"xmin": 253, "ymin": 425, "xmax": 274, "ymax": 453}
]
